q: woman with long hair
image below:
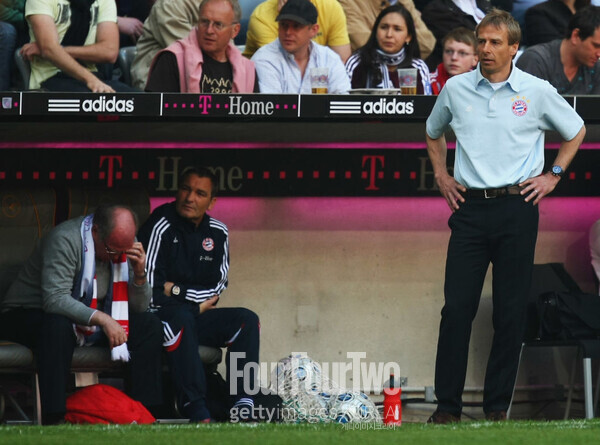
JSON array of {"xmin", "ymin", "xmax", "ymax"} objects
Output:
[{"xmin": 345, "ymin": 4, "xmax": 432, "ymax": 94}]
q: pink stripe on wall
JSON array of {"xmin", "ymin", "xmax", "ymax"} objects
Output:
[
  {"xmin": 2, "ymin": 142, "xmax": 600, "ymax": 150},
  {"xmin": 1, "ymin": 141, "xmax": 427, "ymax": 149},
  {"xmin": 150, "ymin": 196, "xmax": 600, "ymax": 232}
]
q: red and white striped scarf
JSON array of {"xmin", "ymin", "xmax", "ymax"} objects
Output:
[
  {"xmin": 75, "ymin": 215, "xmax": 130, "ymax": 362},
  {"xmin": 108, "ymin": 253, "xmax": 130, "ymax": 361}
]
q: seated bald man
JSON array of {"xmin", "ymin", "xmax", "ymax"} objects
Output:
[{"xmin": 0, "ymin": 204, "xmax": 163, "ymax": 424}]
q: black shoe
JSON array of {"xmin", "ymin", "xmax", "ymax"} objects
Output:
[
  {"xmin": 485, "ymin": 410, "xmax": 507, "ymax": 421},
  {"xmin": 231, "ymin": 401, "xmax": 257, "ymax": 422},
  {"xmin": 426, "ymin": 410, "xmax": 461, "ymax": 424},
  {"xmin": 183, "ymin": 400, "xmax": 211, "ymax": 423}
]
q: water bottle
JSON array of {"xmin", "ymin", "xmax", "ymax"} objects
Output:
[{"xmin": 383, "ymin": 373, "xmax": 402, "ymax": 425}]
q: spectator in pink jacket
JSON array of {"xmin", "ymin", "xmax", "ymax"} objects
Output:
[{"xmin": 146, "ymin": 0, "xmax": 257, "ymax": 92}]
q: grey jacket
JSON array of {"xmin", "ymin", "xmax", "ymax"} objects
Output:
[{"xmin": 1, "ymin": 217, "xmax": 151, "ymax": 325}]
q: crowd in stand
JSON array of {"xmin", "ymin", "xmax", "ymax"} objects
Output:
[{"xmin": 1, "ymin": 0, "xmax": 599, "ymax": 94}]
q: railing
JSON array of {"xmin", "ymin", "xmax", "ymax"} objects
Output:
[{"xmin": 0, "ymin": 93, "xmax": 598, "ymax": 197}]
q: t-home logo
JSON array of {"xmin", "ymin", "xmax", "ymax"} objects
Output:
[
  {"xmin": 48, "ymin": 96, "xmax": 135, "ymax": 113},
  {"xmin": 196, "ymin": 95, "xmax": 290, "ymax": 116},
  {"xmin": 228, "ymin": 95, "xmax": 275, "ymax": 116},
  {"xmin": 329, "ymin": 98, "xmax": 414, "ymax": 116}
]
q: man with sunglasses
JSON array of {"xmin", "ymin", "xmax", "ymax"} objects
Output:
[
  {"xmin": 0, "ymin": 204, "xmax": 163, "ymax": 424},
  {"xmin": 144, "ymin": 0, "xmax": 257, "ymax": 92}
]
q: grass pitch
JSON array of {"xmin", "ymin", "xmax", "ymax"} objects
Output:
[{"xmin": 1, "ymin": 420, "xmax": 599, "ymax": 445}]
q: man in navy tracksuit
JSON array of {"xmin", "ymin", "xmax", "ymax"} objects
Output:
[{"xmin": 138, "ymin": 167, "xmax": 260, "ymax": 422}]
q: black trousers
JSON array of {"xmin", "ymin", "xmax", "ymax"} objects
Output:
[
  {"xmin": 40, "ymin": 71, "xmax": 138, "ymax": 92},
  {"xmin": 158, "ymin": 304, "xmax": 260, "ymax": 412},
  {"xmin": 0, "ymin": 308, "xmax": 163, "ymax": 423},
  {"xmin": 434, "ymin": 195, "xmax": 539, "ymax": 416}
]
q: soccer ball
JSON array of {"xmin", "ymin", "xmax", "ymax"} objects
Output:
[
  {"xmin": 272, "ymin": 354, "xmax": 323, "ymax": 399},
  {"xmin": 270, "ymin": 355, "xmax": 379, "ymax": 424},
  {"xmin": 328, "ymin": 392, "xmax": 377, "ymax": 423},
  {"xmin": 271, "ymin": 355, "xmax": 333, "ymax": 422}
]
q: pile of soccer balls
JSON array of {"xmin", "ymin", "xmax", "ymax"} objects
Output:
[{"xmin": 270, "ymin": 354, "xmax": 381, "ymax": 424}]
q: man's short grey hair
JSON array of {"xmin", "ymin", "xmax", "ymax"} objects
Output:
[
  {"xmin": 199, "ymin": 0, "xmax": 242, "ymax": 23},
  {"xmin": 93, "ymin": 204, "xmax": 138, "ymax": 241},
  {"xmin": 476, "ymin": 8, "xmax": 522, "ymax": 46}
]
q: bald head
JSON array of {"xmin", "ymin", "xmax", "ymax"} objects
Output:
[
  {"xmin": 92, "ymin": 204, "xmax": 139, "ymax": 260},
  {"xmin": 108, "ymin": 207, "xmax": 137, "ymax": 246}
]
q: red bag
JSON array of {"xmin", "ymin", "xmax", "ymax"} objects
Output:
[{"xmin": 65, "ymin": 384, "xmax": 156, "ymax": 424}]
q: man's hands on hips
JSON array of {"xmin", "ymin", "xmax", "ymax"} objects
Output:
[
  {"xmin": 427, "ymin": 133, "xmax": 466, "ymax": 212},
  {"xmin": 519, "ymin": 126, "xmax": 585, "ymax": 204},
  {"xmin": 437, "ymin": 171, "xmax": 559, "ymax": 209},
  {"xmin": 436, "ymin": 172, "xmax": 467, "ymax": 211},
  {"xmin": 519, "ymin": 172, "xmax": 561, "ymax": 205}
]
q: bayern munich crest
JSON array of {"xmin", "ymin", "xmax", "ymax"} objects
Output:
[
  {"xmin": 202, "ymin": 237, "xmax": 214, "ymax": 251},
  {"xmin": 512, "ymin": 99, "xmax": 528, "ymax": 116}
]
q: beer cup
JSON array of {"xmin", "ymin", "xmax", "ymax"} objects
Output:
[
  {"xmin": 310, "ymin": 67, "xmax": 329, "ymax": 94},
  {"xmin": 397, "ymin": 68, "xmax": 417, "ymax": 95}
]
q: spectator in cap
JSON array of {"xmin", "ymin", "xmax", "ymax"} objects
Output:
[
  {"xmin": 251, "ymin": 0, "xmax": 350, "ymax": 93},
  {"xmin": 243, "ymin": 0, "xmax": 351, "ymax": 63}
]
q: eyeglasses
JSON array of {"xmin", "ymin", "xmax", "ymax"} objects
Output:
[
  {"xmin": 104, "ymin": 241, "xmax": 126, "ymax": 256},
  {"xmin": 198, "ymin": 18, "xmax": 238, "ymax": 32},
  {"xmin": 443, "ymin": 49, "xmax": 475, "ymax": 58}
]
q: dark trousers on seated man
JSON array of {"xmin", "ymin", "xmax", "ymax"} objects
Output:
[
  {"xmin": 40, "ymin": 72, "xmax": 139, "ymax": 92},
  {"xmin": 0, "ymin": 309, "xmax": 163, "ymax": 424},
  {"xmin": 434, "ymin": 195, "xmax": 539, "ymax": 416},
  {"xmin": 159, "ymin": 303, "xmax": 260, "ymax": 421}
]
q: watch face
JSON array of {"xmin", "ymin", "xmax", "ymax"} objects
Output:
[
  {"xmin": 552, "ymin": 165, "xmax": 563, "ymax": 176},
  {"xmin": 172, "ymin": 285, "xmax": 180, "ymax": 296}
]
